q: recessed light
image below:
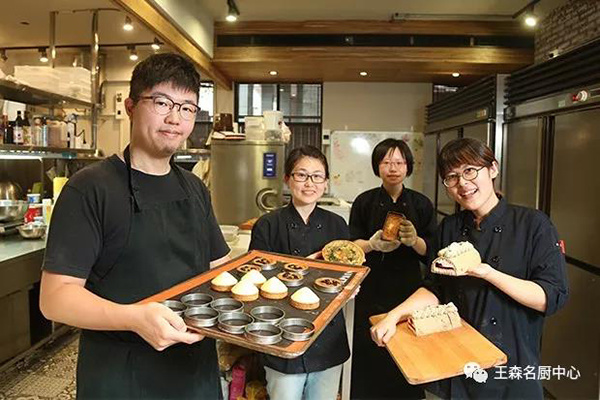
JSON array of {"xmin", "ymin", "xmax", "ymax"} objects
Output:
[
  {"xmin": 359, "ymin": 71, "xmax": 368, "ymax": 76},
  {"xmin": 452, "ymin": 72, "xmax": 460, "ymax": 78},
  {"xmin": 525, "ymin": 15, "xmax": 538, "ymax": 27},
  {"xmin": 123, "ymin": 16, "xmax": 133, "ymax": 31},
  {"xmin": 269, "ymin": 71, "xmax": 278, "ymax": 76}
]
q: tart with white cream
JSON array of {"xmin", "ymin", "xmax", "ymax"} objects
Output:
[
  {"xmin": 290, "ymin": 287, "xmax": 320, "ymax": 310},
  {"xmin": 210, "ymin": 271, "xmax": 238, "ymax": 292},
  {"xmin": 260, "ymin": 277, "xmax": 289, "ymax": 300},
  {"xmin": 240, "ymin": 269, "xmax": 267, "ymax": 288},
  {"xmin": 231, "ymin": 280, "xmax": 259, "ymax": 302}
]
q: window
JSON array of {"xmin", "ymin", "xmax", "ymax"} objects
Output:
[{"xmin": 235, "ymin": 83, "xmax": 323, "ymax": 153}]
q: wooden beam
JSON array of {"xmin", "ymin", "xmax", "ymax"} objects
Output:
[
  {"xmin": 111, "ymin": 0, "xmax": 232, "ymax": 90},
  {"xmin": 215, "ymin": 20, "xmax": 532, "ymax": 37}
]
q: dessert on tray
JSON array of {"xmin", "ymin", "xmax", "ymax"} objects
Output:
[
  {"xmin": 211, "ymin": 271, "xmax": 238, "ymax": 292},
  {"xmin": 290, "ymin": 287, "xmax": 320, "ymax": 310},
  {"xmin": 240, "ymin": 269, "xmax": 267, "ymax": 288},
  {"xmin": 283, "ymin": 262, "xmax": 309, "ymax": 275},
  {"xmin": 322, "ymin": 240, "xmax": 365, "ymax": 266},
  {"xmin": 231, "ymin": 280, "xmax": 259, "ymax": 302},
  {"xmin": 408, "ymin": 302, "xmax": 462, "ymax": 336},
  {"xmin": 260, "ymin": 277, "xmax": 289, "ymax": 300},
  {"xmin": 431, "ymin": 241, "xmax": 481, "ymax": 276}
]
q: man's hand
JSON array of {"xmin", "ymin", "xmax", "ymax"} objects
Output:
[
  {"xmin": 370, "ymin": 314, "xmax": 398, "ymax": 347},
  {"xmin": 129, "ymin": 302, "xmax": 205, "ymax": 351},
  {"xmin": 398, "ymin": 219, "xmax": 418, "ymax": 247},
  {"xmin": 369, "ymin": 230, "xmax": 401, "ymax": 253}
]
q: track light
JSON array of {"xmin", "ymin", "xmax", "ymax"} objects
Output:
[
  {"xmin": 128, "ymin": 46, "xmax": 138, "ymax": 61},
  {"xmin": 151, "ymin": 38, "xmax": 161, "ymax": 51},
  {"xmin": 226, "ymin": 0, "xmax": 239, "ymax": 22},
  {"xmin": 0, "ymin": 49, "xmax": 7, "ymax": 62},
  {"xmin": 513, "ymin": 0, "xmax": 540, "ymax": 29},
  {"xmin": 123, "ymin": 16, "xmax": 133, "ymax": 31},
  {"xmin": 39, "ymin": 48, "xmax": 48, "ymax": 63},
  {"xmin": 524, "ymin": 14, "xmax": 538, "ymax": 27},
  {"xmin": 452, "ymin": 72, "xmax": 460, "ymax": 78},
  {"xmin": 359, "ymin": 71, "xmax": 368, "ymax": 76},
  {"xmin": 269, "ymin": 71, "xmax": 278, "ymax": 76}
]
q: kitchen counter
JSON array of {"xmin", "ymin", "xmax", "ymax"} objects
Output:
[{"xmin": 0, "ymin": 235, "xmax": 46, "ymax": 264}]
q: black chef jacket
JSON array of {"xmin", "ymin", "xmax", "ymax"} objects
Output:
[
  {"xmin": 249, "ymin": 203, "xmax": 351, "ymax": 374},
  {"xmin": 349, "ymin": 186, "xmax": 436, "ymax": 399},
  {"xmin": 424, "ymin": 196, "xmax": 569, "ymax": 399}
]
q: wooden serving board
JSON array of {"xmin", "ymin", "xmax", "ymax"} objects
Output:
[
  {"xmin": 141, "ymin": 250, "xmax": 369, "ymax": 359},
  {"xmin": 369, "ymin": 314, "xmax": 507, "ymax": 385}
]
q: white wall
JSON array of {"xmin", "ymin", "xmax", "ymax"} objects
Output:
[
  {"xmin": 323, "ymin": 82, "xmax": 432, "ymax": 132},
  {"xmin": 148, "ymin": 0, "xmax": 214, "ymax": 58}
]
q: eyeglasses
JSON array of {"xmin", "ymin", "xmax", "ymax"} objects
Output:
[
  {"xmin": 443, "ymin": 166, "xmax": 486, "ymax": 188},
  {"xmin": 139, "ymin": 96, "xmax": 199, "ymax": 121},
  {"xmin": 290, "ymin": 171, "xmax": 327, "ymax": 184},
  {"xmin": 380, "ymin": 161, "xmax": 407, "ymax": 169}
]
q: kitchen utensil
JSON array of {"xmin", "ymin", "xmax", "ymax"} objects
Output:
[
  {"xmin": 17, "ymin": 223, "xmax": 46, "ymax": 239},
  {"xmin": 0, "ymin": 200, "xmax": 28, "ymax": 222},
  {"xmin": 244, "ymin": 322, "xmax": 282, "ymax": 345},
  {"xmin": 218, "ymin": 312, "xmax": 254, "ymax": 335},
  {"xmin": 180, "ymin": 293, "xmax": 213, "ymax": 307},
  {"xmin": 184, "ymin": 307, "xmax": 219, "ymax": 328},
  {"xmin": 0, "ymin": 181, "xmax": 23, "ymax": 200},
  {"xmin": 250, "ymin": 306, "xmax": 285, "ymax": 325},
  {"xmin": 279, "ymin": 318, "xmax": 315, "ymax": 342}
]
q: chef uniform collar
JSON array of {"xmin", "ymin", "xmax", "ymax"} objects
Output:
[{"xmin": 462, "ymin": 195, "xmax": 508, "ymax": 231}]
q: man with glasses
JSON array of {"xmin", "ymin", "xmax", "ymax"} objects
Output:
[{"xmin": 40, "ymin": 53, "xmax": 229, "ymax": 399}]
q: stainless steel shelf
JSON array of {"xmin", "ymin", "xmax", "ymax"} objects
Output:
[
  {"xmin": 0, "ymin": 80, "xmax": 92, "ymax": 108},
  {"xmin": 0, "ymin": 145, "xmax": 100, "ymax": 159}
]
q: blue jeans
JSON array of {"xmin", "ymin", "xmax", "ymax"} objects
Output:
[{"xmin": 264, "ymin": 364, "xmax": 343, "ymax": 400}]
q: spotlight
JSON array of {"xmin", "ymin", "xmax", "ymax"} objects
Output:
[
  {"xmin": 359, "ymin": 71, "xmax": 368, "ymax": 76},
  {"xmin": 0, "ymin": 49, "xmax": 7, "ymax": 62},
  {"xmin": 525, "ymin": 14, "xmax": 538, "ymax": 27},
  {"xmin": 452, "ymin": 72, "xmax": 460, "ymax": 78},
  {"xmin": 128, "ymin": 46, "xmax": 138, "ymax": 61},
  {"xmin": 39, "ymin": 48, "xmax": 49, "ymax": 63},
  {"xmin": 123, "ymin": 16, "xmax": 134, "ymax": 31},
  {"xmin": 226, "ymin": 0, "xmax": 239, "ymax": 22},
  {"xmin": 269, "ymin": 71, "xmax": 278, "ymax": 76},
  {"xmin": 151, "ymin": 38, "xmax": 161, "ymax": 51}
]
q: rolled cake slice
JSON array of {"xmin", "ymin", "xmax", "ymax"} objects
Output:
[
  {"xmin": 408, "ymin": 302, "xmax": 462, "ymax": 336},
  {"xmin": 430, "ymin": 241, "xmax": 481, "ymax": 276}
]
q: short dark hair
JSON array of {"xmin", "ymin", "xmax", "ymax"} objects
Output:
[
  {"xmin": 129, "ymin": 53, "xmax": 200, "ymax": 102},
  {"xmin": 371, "ymin": 138, "xmax": 414, "ymax": 177},
  {"xmin": 284, "ymin": 145, "xmax": 329, "ymax": 178},
  {"xmin": 437, "ymin": 138, "xmax": 497, "ymax": 178}
]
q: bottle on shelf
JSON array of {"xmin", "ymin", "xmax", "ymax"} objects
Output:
[
  {"xmin": 32, "ymin": 117, "xmax": 42, "ymax": 146},
  {"xmin": 13, "ymin": 111, "xmax": 24, "ymax": 145},
  {"xmin": 40, "ymin": 117, "xmax": 49, "ymax": 147},
  {"xmin": 22, "ymin": 111, "xmax": 32, "ymax": 145}
]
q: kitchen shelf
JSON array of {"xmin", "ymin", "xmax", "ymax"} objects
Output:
[
  {"xmin": 0, "ymin": 79, "xmax": 92, "ymax": 109},
  {"xmin": 0, "ymin": 144, "xmax": 100, "ymax": 159}
]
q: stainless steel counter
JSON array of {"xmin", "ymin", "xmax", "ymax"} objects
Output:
[{"xmin": 0, "ymin": 236, "xmax": 46, "ymax": 264}]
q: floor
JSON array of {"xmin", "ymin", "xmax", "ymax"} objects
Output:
[{"xmin": 0, "ymin": 330, "xmax": 79, "ymax": 400}]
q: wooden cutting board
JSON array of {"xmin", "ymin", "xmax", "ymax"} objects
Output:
[{"xmin": 369, "ymin": 314, "xmax": 507, "ymax": 385}]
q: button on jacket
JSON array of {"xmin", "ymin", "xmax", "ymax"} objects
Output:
[
  {"xmin": 425, "ymin": 197, "xmax": 569, "ymax": 399},
  {"xmin": 249, "ymin": 203, "xmax": 351, "ymax": 374}
]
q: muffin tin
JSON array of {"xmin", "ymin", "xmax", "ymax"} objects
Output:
[{"xmin": 145, "ymin": 250, "xmax": 370, "ymax": 358}]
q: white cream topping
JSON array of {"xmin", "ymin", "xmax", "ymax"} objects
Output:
[
  {"xmin": 261, "ymin": 277, "xmax": 288, "ymax": 293},
  {"xmin": 240, "ymin": 270, "xmax": 267, "ymax": 285},
  {"xmin": 231, "ymin": 279, "xmax": 259, "ymax": 295},
  {"xmin": 438, "ymin": 241, "xmax": 476, "ymax": 258},
  {"xmin": 411, "ymin": 302, "xmax": 459, "ymax": 319},
  {"xmin": 211, "ymin": 271, "xmax": 238, "ymax": 286},
  {"xmin": 291, "ymin": 287, "xmax": 320, "ymax": 303}
]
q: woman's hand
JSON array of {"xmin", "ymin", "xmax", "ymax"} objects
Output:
[
  {"xmin": 129, "ymin": 302, "xmax": 205, "ymax": 351},
  {"xmin": 369, "ymin": 230, "xmax": 401, "ymax": 253},
  {"xmin": 370, "ymin": 314, "xmax": 398, "ymax": 347},
  {"xmin": 398, "ymin": 219, "xmax": 418, "ymax": 247},
  {"xmin": 306, "ymin": 251, "xmax": 323, "ymax": 259},
  {"xmin": 466, "ymin": 262, "xmax": 494, "ymax": 279}
]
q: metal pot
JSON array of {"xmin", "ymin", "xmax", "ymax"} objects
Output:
[
  {"xmin": 0, "ymin": 200, "xmax": 28, "ymax": 222},
  {"xmin": 0, "ymin": 181, "xmax": 24, "ymax": 201}
]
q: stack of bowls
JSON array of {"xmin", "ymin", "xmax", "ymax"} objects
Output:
[{"xmin": 0, "ymin": 181, "xmax": 27, "ymax": 222}]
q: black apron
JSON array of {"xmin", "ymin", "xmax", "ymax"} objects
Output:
[{"xmin": 76, "ymin": 146, "xmax": 221, "ymax": 400}]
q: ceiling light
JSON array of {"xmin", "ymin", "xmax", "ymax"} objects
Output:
[
  {"xmin": 524, "ymin": 14, "xmax": 538, "ymax": 27},
  {"xmin": 39, "ymin": 48, "xmax": 49, "ymax": 63},
  {"xmin": 128, "ymin": 46, "xmax": 138, "ymax": 61},
  {"xmin": 0, "ymin": 49, "xmax": 7, "ymax": 62},
  {"xmin": 123, "ymin": 16, "xmax": 134, "ymax": 31},
  {"xmin": 452, "ymin": 72, "xmax": 460, "ymax": 78},
  {"xmin": 359, "ymin": 71, "xmax": 368, "ymax": 76},
  {"xmin": 226, "ymin": 0, "xmax": 239, "ymax": 22},
  {"xmin": 151, "ymin": 38, "xmax": 161, "ymax": 51},
  {"xmin": 269, "ymin": 71, "xmax": 278, "ymax": 76}
]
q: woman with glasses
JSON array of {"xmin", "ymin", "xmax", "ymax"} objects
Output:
[
  {"xmin": 371, "ymin": 138, "xmax": 568, "ymax": 399},
  {"xmin": 349, "ymin": 138, "xmax": 436, "ymax": 400},
  {"xmin": 249, "ymin": 145, "xmax": 350, "ymax": 400}
]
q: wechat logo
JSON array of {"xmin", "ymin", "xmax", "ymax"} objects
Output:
[{"xmin": 464, "ymin": 362, "xmax": 488, "ymax": 384}]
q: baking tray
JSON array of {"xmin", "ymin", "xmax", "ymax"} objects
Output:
[
  {"xmin": 369, "ymin": 314, "xmax": 507, "ymax": 384},
  {"xmin": 141, "ymin": 250, "xmax": 370, "ymax": 358}
]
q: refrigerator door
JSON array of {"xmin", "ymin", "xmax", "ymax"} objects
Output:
[
  {"xmin": 436, "ymin": 130, "xmax": 459, "ymax": 216},
  {"xmin": 422, "ymin": 133, "xmax": 437, "ymax": 207},
  {"xmin": 541, "ymin": 263, "xmax": 600, "ymax": 399},
  {"xmin": 462, "ymin": 122, "xmax": 491, "ymax": 145},
  {"xmin": 551, "ymin": 109, "xmax": 600, "ymax": 268},
  {"xmin": 503, "ymin": 118, "xmax": 543, "ymax": 210}
]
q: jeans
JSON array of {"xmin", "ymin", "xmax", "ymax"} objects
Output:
[{"xmin": 264, "ymin": 364, "xmax": 343, "ymax": 400}]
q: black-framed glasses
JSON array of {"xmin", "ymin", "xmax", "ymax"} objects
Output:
[
  {"xmin": 290, "ymin": 171, "xmax": 327, "ymax": 184},
  {"xmin": 139, "ymin": 95, "xmax": 199, "ymax": 121},
  {"xmin": 443, "ymin": 166, "xmax": 486, "ymax": 188}
]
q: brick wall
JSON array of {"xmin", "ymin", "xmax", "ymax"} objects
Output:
[{"xmin": 535, "ymin": 0, "xmax": 600, "ymax": 63}]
